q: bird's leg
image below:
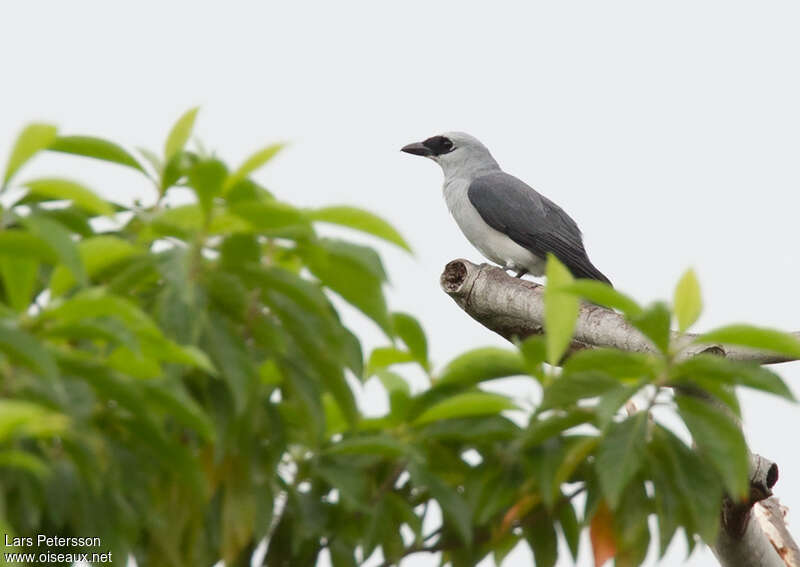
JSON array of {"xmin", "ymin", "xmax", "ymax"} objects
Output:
[{"xmin": 514, "ymin": 269, "xmax": 528, "ymax": 278}]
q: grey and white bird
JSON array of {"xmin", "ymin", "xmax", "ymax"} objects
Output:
[{"xmin": 402, "ymin": 132, "xmax": 611, "ymax": 285}]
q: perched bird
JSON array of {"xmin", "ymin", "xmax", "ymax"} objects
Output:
[{"xmin": 402, "ymin": 132, "xmax": 611, "ymax": 285}]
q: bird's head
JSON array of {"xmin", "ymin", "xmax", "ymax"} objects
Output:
[{"xmin": 401, "ymin": 132, "xmax": 499, "ymax": 178}]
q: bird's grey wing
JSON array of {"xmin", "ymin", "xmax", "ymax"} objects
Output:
[{"xmin": 468, "ymin": 171, "xmax": 611, "ymax": 284}]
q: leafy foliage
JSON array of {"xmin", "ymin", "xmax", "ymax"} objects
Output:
[{"xmin": 0, "ymin": 112, "xmax": 795, "ymax": 567}]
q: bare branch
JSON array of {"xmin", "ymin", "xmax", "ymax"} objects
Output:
[{"xmin": 441, "ymin": 259, "xmax": 798, "ymax": 364}]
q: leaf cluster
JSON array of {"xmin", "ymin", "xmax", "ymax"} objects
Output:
[{"xmin": 0, "ymin": 116, "xmax": 796, "ymax": 567}]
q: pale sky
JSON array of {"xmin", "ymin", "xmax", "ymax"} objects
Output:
[{"xmin": 2, "ymin": 2, "xmax": 800, "ymax": 566}]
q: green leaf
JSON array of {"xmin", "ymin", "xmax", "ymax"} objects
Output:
[
  {"xmin": 0, "ymin": 257, "xmax": 38, "ymax": 312},
  {"xmin": 0, "ymin": 231, "xmax": 57, "ymax": 262},
  {"xmin": 254, "ymin": 284, "xmax": 358, "ymax": 426},
  {"xmin": 376, "ymin": 370, "xmax": 411, "ymax": 419},
  {"xmin": 35, "ymin": 206, "xmax": 94, "ymax": 237},
  {"xmin": 187, "ymin": 158, "xmax": 227, "ymax": 218},
  {"xmin": 0, "ymin": 322, "xmax": 58, "ymax": 381},
  {"xmin": 535, "ymin": 438, "xmax": 588, "ymax": 508},
  {"xmin": 376, "ymin": 369, "xmax": 411, "ymax": 395},
  {"xmin": 108, "ymin": 346, "xmax": 163, "ymax": 378},
  {"xmin": 413, "ymin": 391, "xmax": 516, "ymax": 425},
  {"xmin": 138, "ymin": 146, "xmax": 163, "ymax": 174},
  {"xmin": 151, "ymin": 204, "xmax": 250, "ymax": 238},
  {"xmin": 219, "ymin": 234, "xmax": 260, "ymax": 269},
  {"xmin": 164, "ymin": 107, "xmax": 199, "ymax": 161},
  {"xmin": 437, "ymin": 347, "xmax": 525, "ymax": 387},
  {"xmin": 391, "ymin": 312, "xmax": 428, "ymax": 369},
  {"xmin": 341, "ymin": 328, "xmax": 364, "ymax": 378},
  {"xmin": 596, "ymin": 412, "xmax": 648, "ymax": 507},
  {"xmin": 221, "ymin": 471, "xmax": 257, "ymax": 564},
  {"xmin": 695, "ymin": 324, "xmax": 800, "ymax": 359},
  {"xmin": 595, "ymin": 383, "xmax": 641, "ymax": 428},
  {"xmin": 558, "ymin": 280, "xmax": 642, "ymax": 317},
  {"xmin": 48, "ymin": 135, "xmax": 145, "ymax": 173},
  {"xmin": 316, "ymin": 462, "xmax": 369, "ymax": 509},
  {"xmin": 518, "ymin": 335, "xmax": 547, "ymax": 381},
  {"xmin": 257, "ymin": 359, "xmax": 283, "ymax": 387},
  {"xmin": 630, "ymin": 301, "xmax": 672, "ymax": 353},
  {"xmin": 43, "ymin": 317, "xmax": 138, "ymax": 351},
  {"xmin": 210, "ymin": 210, "xmax": 260, "ymax": 235},
  {"xmin": 23, "ymin": 178, "xmax": 114, "ymax": 216},
  {"xmin": 648, "ymin": 448, "xmax": 682, "ymax": 556},
  {"xmin": 226, "ymin": 178, "xmax": 275, "ymax": 203},
  {"xmin": 160, "ymin": 150, "xmax": 196, "ymax": 190},
  {"xmin": 326, "ymin": 434, "xmax": 408, "ymax": 458},
  {"xmin": 648, "ymin": 425, "xmax": 723, "ymax": 544},
  {"xmin": 525, "ymin": 515, "xmax": 558, "ymax": 567},
  {"xmin": 524, "ymin": 409, "xmax": 595, "ymax": 446},
  {"xmin": 202, "ymin": 310, "xmax": 257, "ymax": 414},
  {"xmin": 408, "ymin": 461, "xmax": 472, "ymax": 546},
  {"xmin": 365, "ymin": 346, "xmax": 414, "ymax": 376},
  {"xmin": 672, "ymin": 354, "xmax": 794, "ymax": 401},
  {"xmin": 558, "ymin": 501, "xmax": 581, "ymax": 561},
  {"xmin": 544, "ymin": 254, "xmax": 579, "ymax": 365},
  {"xmin": 540, "ymin": 371, "xmax": 620, "ymax": 410},
  {"xmin": 306, "ymin": 206, "xmax": 412, "ymax": 252},
  {"xmin": 674, "ymin": 268, "xmax": 702, "ymax": 332},
  {"xmin": 240, "ymin": 263, "xmax": 335, "ymax": 318},
  {"xmin": 21, "ymin": 214, "xmax": 86, "ymax": 285},
  {"xmin": 492, "ymin": 532, "xmax": 520, "ymax": 567},
  {"xmin": 56, "ymin": 352, "xmax": 201, "ymax": 487},
  {"xmin": 146, "ymin": 340, "xmax": 217, "ymax": 374},
  {"xmin": 612, "ymin": 479, "xmax": 651, "ymax": 565},
  {"xmin": 303, "ymin": 239, "xmax": 392, "ymax": 335},
  {"xmin": 42, "ymin": 288, "xmax": 161, "ymax": 337},
  {"xmin": 563, "ymin": 348, "xmax": 661, "ymax": 382},
  {"xmin": 313, "ymin": 238, "xmax": 386, "ymax": 280},
  {"xmin": 142, "ymin": 381, "xmax": 216, "ymax": 441},
  {"xmin": 0, "ymin": 450, "xmax": 49, "ymax": 477},
  {"xmin": 50, "ymin": 235, "xmax": 142, "ymax": 296},
  {"xmin": 224, "ymin": 143, "xmax": 285, "ymax": 192},
  {"xmin": 420, "ymin": 415, "xmax": 520, "ymax": 443},
  {"xmin": 150, "ymin": 204, "xmax": 204, "ymax": 236},
  {"xmin": 0, "ymin": 400, "xmax": 68, "ymax": 441},
  {"xmin": 3, "ymin": 123, "xmax": 58, "ymax": 186},
  {"xmin": 677, "ymin": 395, "xmax": 749, "ymax": 499},
  {"xmin": 685, "ymin": 378, "xmax": 743, "ymax": 419},
  {"xmin": 329, "ymin": 540, "xmax": 358, "ymax": 567},
  {"xmin": 314, "ymin": 460, "xmax": 371, "ymax": 512},
  {"xmin": 552, "ymin": 436, "xmax": 599, "ymax": 497},
  {"xmin": 229, "ymin": 200, "xmax": 311, "ymax": 237}
]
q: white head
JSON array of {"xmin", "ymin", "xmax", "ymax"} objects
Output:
[{"xmin": 401, "ymin": 132, "xmax": 500, "ymax": 179}]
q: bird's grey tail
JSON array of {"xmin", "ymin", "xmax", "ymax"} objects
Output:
[{"xmin": 569, "ymin": 261, "xmax": 613, "ymax": 287}]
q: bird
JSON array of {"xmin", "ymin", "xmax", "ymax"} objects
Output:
[{"xmin": 401, "ymin": 132, "xmax": 611, "ymax": 286}]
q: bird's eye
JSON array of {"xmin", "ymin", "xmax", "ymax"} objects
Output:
[{"xmin": 442, "ymin": 138, "xmax": 453, "ymax": 149}]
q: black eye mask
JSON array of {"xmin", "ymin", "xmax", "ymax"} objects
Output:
[{"xmin": 422, "ymin": 136, "xmax": 454, "ymax": 156}]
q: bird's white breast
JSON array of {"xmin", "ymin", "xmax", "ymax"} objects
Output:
[{"xmin": 442, "ymin": 177, "xmax": 545, "ymax": 275}]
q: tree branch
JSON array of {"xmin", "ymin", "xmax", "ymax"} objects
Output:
[
  {"xmin": 440, "ymin": 258, "xmax": 800, "ymax": 566},
  {"xmin": 714, "ymin": 455, "xmax": 790, "ymax": 567},
  {"xmin": 441, "ymin": 259, "xmax": 798, "ymax": 364}
]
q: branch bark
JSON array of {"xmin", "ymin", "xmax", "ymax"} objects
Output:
[{"xmin": 440, "ymin": 259, "xmax": 800, "ymax": 566}]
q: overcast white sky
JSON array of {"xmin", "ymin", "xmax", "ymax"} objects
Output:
[{"xmin": 2, "ymin": 2, "xmax": 800, "ymax": 566}]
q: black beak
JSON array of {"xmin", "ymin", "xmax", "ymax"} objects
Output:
[{"xmin": 401, "ymin": 142, "xmax": 433, "ymax": 157}]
